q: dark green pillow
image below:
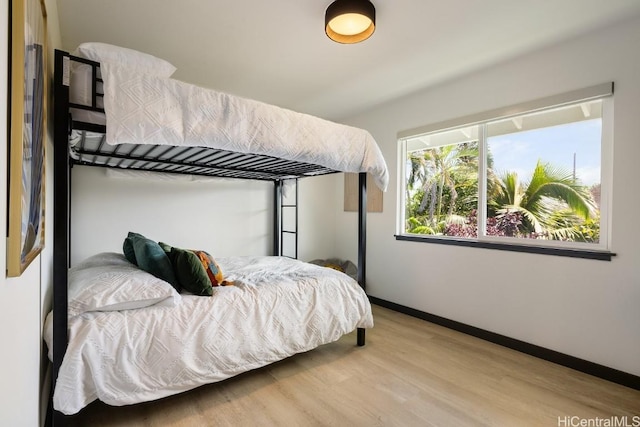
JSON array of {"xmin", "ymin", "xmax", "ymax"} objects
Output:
[
  {"xmin": 168, "ymin": 247, "xmax": 213, "ymax": 296},
  {"xmin": 159, "ymin": 241, "xmax": 172, "ymax": 254},
  {"xmin": 122, "ymin": 232, "xmax": 140, "ymax": 265},
  {"xmin": 126, "ymin": 232, "xmax": 180, "ymax": 291}
]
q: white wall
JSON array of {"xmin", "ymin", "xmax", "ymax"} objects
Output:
[
  {"xmin": 1, "ymin": 0, "xmax": 61, "ymax": 426},
  {"xmin": 297, "ymin": 174, "xmax": 338, "ymax": 261},
  {"xmin": 71, "ymin": 167, "xmax": 338, "ymax": 266},
  {"xmin": 337, "ymin": 16, "xmax": 640, "ymax": 376}
]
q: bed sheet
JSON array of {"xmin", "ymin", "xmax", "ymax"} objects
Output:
[{"xmin": 44, "ymin": 256, "xmax": 373, "ymax": 415}]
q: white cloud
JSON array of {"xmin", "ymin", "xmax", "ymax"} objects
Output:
[{"xmin": 575, "ymin": 166, "xmax": 601, "ymax": 186}]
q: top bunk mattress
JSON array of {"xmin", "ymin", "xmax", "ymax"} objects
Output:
[{"xmin": 65, "ymin": 47, "xmax": 389, "ymax": 190}]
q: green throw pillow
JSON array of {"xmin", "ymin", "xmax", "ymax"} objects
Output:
[
  {"xmin": 122, "ymin": 232, "xmax": 140, "ymax": 265},
  {"xmin": 125, "ymin": 232, "xmax": 180, "ymax": 291},
  {"xmin": 167, "ymin": 247, "xmax": 213, "ymax": 296},
  {"xmin": 159, "ymin": 241, "xmax": 173, "ymax": 254}
]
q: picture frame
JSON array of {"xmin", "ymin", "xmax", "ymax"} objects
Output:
[{"xmin": 7, "ymin": 0, "xmax": 48, "ymax": 277}]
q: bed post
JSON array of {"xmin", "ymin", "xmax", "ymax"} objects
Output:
[
  {"xmin": 357, "ymin": 172, "xmax": 367, "ymax": 346},
  {"xmin": 52, "ymin": 49, "xmax": 71, "ymax": 425},
  {"xmin": 273, "ymin": 180, "xmax": 283, "ymax": 256}
]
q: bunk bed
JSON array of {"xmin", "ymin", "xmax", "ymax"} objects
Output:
[{"xmin": 47, "ymin": 45, "xmax": 388, "ymax": 420}]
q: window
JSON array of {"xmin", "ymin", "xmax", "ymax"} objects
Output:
[{"xmin": 397, "ymin": 84, "xmax": 613, "ymax": 257}]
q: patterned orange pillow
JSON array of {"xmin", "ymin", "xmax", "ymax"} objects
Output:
[{"xmin": 191, "ymin": 250, "xmax": 233, "ymax": 287}]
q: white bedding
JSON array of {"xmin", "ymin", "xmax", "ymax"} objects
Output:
[
  {"xmin": 98, "ymin": 62, "xmax": 388, "ymax": 191},
  {"xmin": 44, "ymin": 256, "xmax": 373, "ymax": 415}
]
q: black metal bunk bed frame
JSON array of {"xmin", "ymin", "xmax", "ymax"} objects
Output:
[{"xmin": 51, "ymin": 49, "xmax": 368, "ymax": 423}]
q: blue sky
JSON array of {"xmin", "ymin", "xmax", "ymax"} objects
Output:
[{"xmin": 487, "ymin": 118, "xmax": 602, "ymax": 186}]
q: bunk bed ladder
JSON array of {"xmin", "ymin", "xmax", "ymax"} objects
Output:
[{"xmin": 273, "ymin": 179, "xmax": 298, "ymax": 258}]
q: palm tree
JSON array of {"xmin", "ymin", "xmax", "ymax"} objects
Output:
[
  {"xmin": 488, "ymin": 160, "xmax": 598, "ymax": 240},
  {"xmin": 406, "ymin": 142, "xmax": 478, "ymax": 233}
]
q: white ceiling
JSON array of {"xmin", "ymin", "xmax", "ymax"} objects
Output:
[{"xmin": 56, "ymin": 0, "xmax": 640, "ymax": 121}]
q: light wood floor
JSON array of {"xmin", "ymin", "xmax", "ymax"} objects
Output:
[{"xmin": 66, "ymin": 305, "xmax": 640, "ymax": 426}]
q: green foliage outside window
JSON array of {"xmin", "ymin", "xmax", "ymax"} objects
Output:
[{"xmin": 405, "ymin": 143, "xmax": 600, "ymax": 243}]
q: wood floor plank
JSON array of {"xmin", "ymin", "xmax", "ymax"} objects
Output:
[{"xmin": 65, "ymin": 305, "xmax": 640, "ymax": 426}]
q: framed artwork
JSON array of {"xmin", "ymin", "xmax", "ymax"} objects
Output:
[{"xmin": 7, "ymin": 0, "xmax": 48, "ymax": 277}]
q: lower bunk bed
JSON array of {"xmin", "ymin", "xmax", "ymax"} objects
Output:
[
  {"xmin": 50, "ymin": 44, "xmax": 388, "ymax": 422},
  {"xmin": 45, "ymin": 252, "xmax": 373, "ymax": 415}
]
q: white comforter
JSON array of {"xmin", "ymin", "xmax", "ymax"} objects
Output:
[
  {"xmin": 44, "ymin": 256, "xmax": 373, "ymax": 415},
  {"xmin": 101, "ymin": 63, "xmax": 389, "ymax": 191}
]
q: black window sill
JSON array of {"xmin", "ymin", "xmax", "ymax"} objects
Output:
[{"xmin": 394, "ymin": 234, "xmax": 615, "ymax": 261}]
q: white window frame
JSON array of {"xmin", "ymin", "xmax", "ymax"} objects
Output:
[{"xmin": 396, "ymin": 83, "xmax": 614, "ymax": 256}]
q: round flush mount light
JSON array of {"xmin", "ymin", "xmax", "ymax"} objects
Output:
[{"xmin": 325, "ymin": 0, "xmax": 376, "ymax": 44}]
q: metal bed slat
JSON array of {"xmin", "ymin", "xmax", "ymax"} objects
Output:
[
  {"xmin": 78, "ymin": 131, "xmax": 87, "ymax": 153},
  {"xmin": 93, "ymin": 134, "xmax": 106, "ymax": 164},
  {"xmin": 179, "ymin": 147, "xmax": 210, "ymax": 163},
  {"xmin": 156, "ymin": 145, "xmax": 178, "ymax": 160},
  {"xmin": 189, "ymin": 149, "xmax": 224, "ymax": 164},
  {"xmin": 112, "ymin": 143, "xmax": 124, "ymax": 155},
  {"xmin": 170, "ymin": 146, "xmax": 199, "ymax": 161},
  {"xmin": 74, "ymin": 161, "xmax": 281, "ymax": 182},
  {"xmin": 226, "ymin": 155, "xmax": 279, "ymax": 169},
  {"xmin": 213, "ymin": 155, "xmax": 255, "ymax": 169},
  {"xmin": 68, "ymin": 126, "xmax": 338, "ymax": 180},
  {"xmin": 114, "ymin": 145, "xmax": 139, "ymax": 168},
  {"xmin": 71, "ymin": 146, "xmax": 334, "ymax": 179},
  {"xmin": 194, "ymin": 150, "xmax": 237, "ymax": 165},
  {"xmin": 152, "ymin": 163, "xmax": 173, "ymax": 172},
  {"xmin": 139, "ymin": 144, "xmax": 160, "ymax": 158},
  {"xmin": 96, "ymin": 134, "xmax": 107, "ymax": 152}
]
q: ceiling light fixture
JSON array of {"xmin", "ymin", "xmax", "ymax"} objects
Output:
[{"xmin": 325, "ymin": 0, "xmax": 376, "ymax": 44}]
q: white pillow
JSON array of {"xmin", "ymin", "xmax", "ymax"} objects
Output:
[
  {"xmin": 68, "ymin": 252, "xmax": 181, "ymax": 318},
  {"xmin": 74, "ymin": 42, "xmax": 177, "ymax": 77},
  {"xmin": 72, "ymin": 252, "xmax": 132, "ymax": 270}
]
